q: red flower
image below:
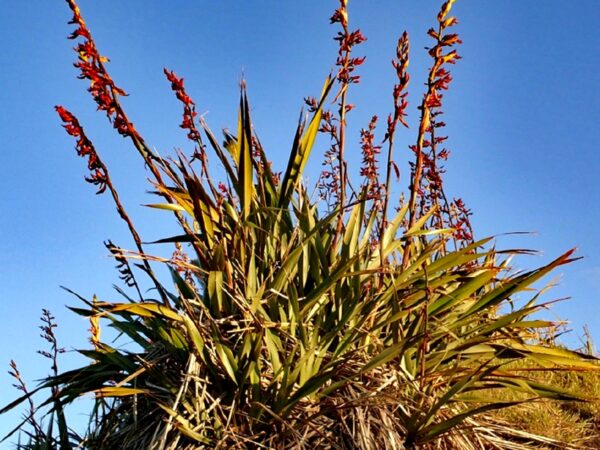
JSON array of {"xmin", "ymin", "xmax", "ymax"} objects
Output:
[
  {"xmin": 55, "ymin": 105, "xmax": 107, "ymax": 194},
  {"xmin": 65, "ymin": 0, "xmax": 127, "ymax": 123},
  {"xmin": 164, "ymin": 69, "xmax": 203, "ymax": 144}
]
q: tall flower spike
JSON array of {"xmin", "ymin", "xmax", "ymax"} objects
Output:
[
  {"xmin": 56, "ymin": 104, "xmax": 169, "ymax": 304},
  {"xmin": 406, "ymin": 0, "xmax": 461, "ymax": 230},
  {"xmin": 402, "ymin": 0, "xmax": 464, "ymax": 266},
  {"xmin": 328, "ymin": 0, "xmax": 367, "ymax": 241},
  {"xmin": 421, "ymin": 2, "xmax": 471, "ymax": 245},
  {"xmin": 64, "ymin": 0, "xmax": 168, "ymax": 188},
  {"xmin": 65, "ymin": 0, "xmax": 126, "ymax": 119},
  {"xmin": 380, "ymin": 31, "xmax": 410, "ymax": 243}
]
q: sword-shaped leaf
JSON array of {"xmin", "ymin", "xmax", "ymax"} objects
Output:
[{"xmin": 278, "ymin": 76, "xmax": 333, "ymax": 208}]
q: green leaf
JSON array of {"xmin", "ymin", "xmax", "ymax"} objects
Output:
[
  {"xmin": 105, "ymin": 302, "xmax": 182, "ymax": 322},
  {"xmin": 463, "ymin": 249, "xmax": 578, "ymax": 318},
  {"xmin": 237, "ymin": 85, "xmax": 254, "ymax": 219},
  {"xmin": 93, "ymin": 387, "xmax": 150, "ymax": 397},
  {"xmin": 279, "ymin": 76, "xmax": 333, "ymax": 208},
  {"xmin": 207, "ymin": 271, "xmax": 224, "ymax": 312},
  {"xmin": 143, "ymin": 203, "xmax": 187, "ymax": 212},
  {"xmin": 215, "ymin": 341, "xmax": 239, "ymax": 384}
]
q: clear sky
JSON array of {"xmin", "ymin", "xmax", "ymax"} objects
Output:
[{"xmin": 1, "ymin": 0, "xmax": 599, "ymax": 442}]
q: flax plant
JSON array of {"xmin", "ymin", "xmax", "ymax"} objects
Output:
[{"xmin": 2, "ymin": 1, "xmax": 599, "ymax": 449}]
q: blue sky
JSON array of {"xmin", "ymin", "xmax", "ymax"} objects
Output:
[{"xmin": 1, "ymin": 0, "xmax": 599, "ymax": 441}]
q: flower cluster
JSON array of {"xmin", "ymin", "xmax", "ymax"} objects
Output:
[
  {"xmin": 413, "ymin": 116, "xmax": 450, "ymax": 211},
  {"xmin": 330, "ymin": 1, "xmax": 367, "ymax": 85},
  {"xmin": 424, "ymin": 0, "xmax": 461, "ymax": 132},
  {"xmin": 65, "ymin": 0, "xmax": 132, "ymax": 138},
  {"xmin": 163, "ymin": 68, "xmax": 211, "ymax": 174},
  {"xmin": 306, "ymin": 94, "xmax": 339, "ymax": 202},
  {"xmin": 163, "ymin": 69, "xmax": 202, "ymax": 143},
  {"xmin": 386, "ymin": 32, "xmax": 410, "ymax": 141},
  {"xmin": 318, "ymin": 110, "xmax": 342, "ymax": 205},
  {"xmin": 450, "ymin": 198, "xmax": 473, "ymax": 243},
  {"xmin": 170, "ymin": 243, "xmax": 196, "ymax": 288},
  {"xmin": 105, "ymin": 240, "xmax": 137, "ymax": 288},
  {"xmin": 360, "ymin": 116, "xmax": 383, "ymax": 207},
  {"xmin": 424, "ymin": 1, "xmax": 461, "ymax": 110},
  {"xmin": 37, "ymin": 309, "xmax": 65, "ymax": 374},
  {"xmin": 56, "ymin": 105, "xmax": 108, "ymax": 194}
]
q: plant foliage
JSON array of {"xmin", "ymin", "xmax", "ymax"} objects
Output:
[{"xmin": 2, "ymin": 1, "xmax": 599, "ymax": 449}]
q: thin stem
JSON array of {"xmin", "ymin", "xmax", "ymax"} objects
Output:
[{"xmin": 101, "ymin": 161, "xmax": 169, "ymax": 305}]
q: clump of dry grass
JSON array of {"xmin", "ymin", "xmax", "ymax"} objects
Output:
[{"xmin": 486, "ymin": 352, "xmax": 600, "ymax": 448}]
